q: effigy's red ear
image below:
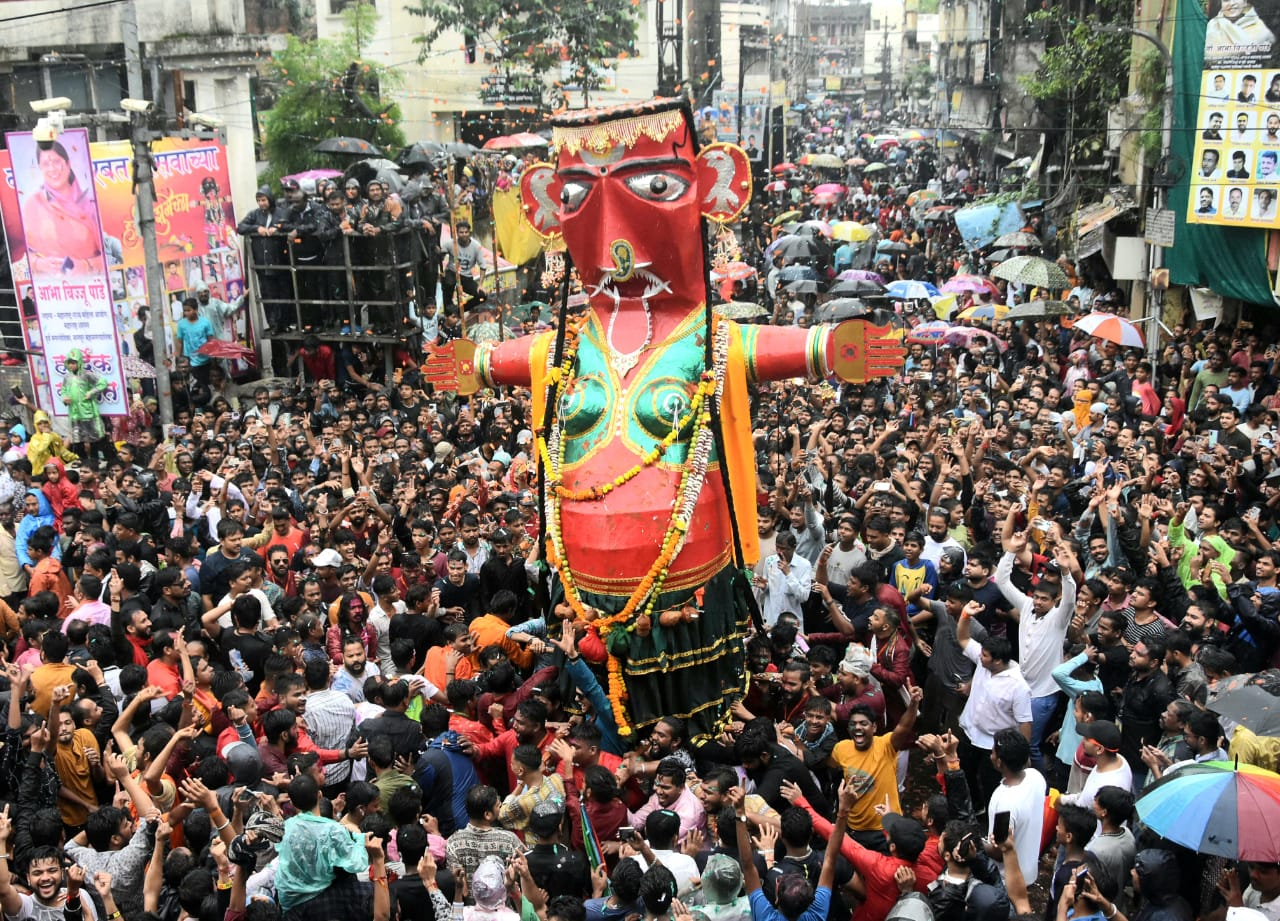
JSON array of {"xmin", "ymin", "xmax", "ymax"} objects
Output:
[
  {"xmin": 696, "ymin": 143, "xmax": 753, "ymax": 223},
  {"xmin": 519, "ymin": 163, "xmax": 564, "ymax": 239}
]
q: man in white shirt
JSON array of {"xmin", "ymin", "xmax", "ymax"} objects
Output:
[
  {"xmin": 628, "ymin": 808, "xmax": 701, "ymax": 897},
  {"xmin": 922, "ymin": 509, "xmax": 965, "ymax": 567},
  {"xmin": 821, "ymin": 516, "xmax": 867, "ymax": 586},
  {"xmin": 994, "ymin": 534, "xmax": 1076, "ymax": 771},
  {"xmin": 1058, "ymin": 720, "xmax": 1132, "ymax": 810},
  {"xmin": 988, "ymin": 728, "xmax": 1047, "ymax": 885},
  {"xmin": 753, "ymin": 531, "xmax": 813, "ymax": 629},
  {"xmin": 956, "ymin": 599, "xmax": 1033, "ymax": 808}
]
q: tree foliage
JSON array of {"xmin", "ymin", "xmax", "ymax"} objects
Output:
[
  {"xmin": 406, "ymin": 0, "xmax": 640, "ymax": 108},
  {"xmin": 260, "ymin": 3, "xmax": 405, "ymax": 184},
  {"xmin": 903, "ymin": 62, "xmax": 934, "ymax": 101},
  {"xmin": 1020, "ymin": 0, "xmax": 1131, "ymax": 160}
]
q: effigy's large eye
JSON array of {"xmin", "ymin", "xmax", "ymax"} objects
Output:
[
  {"xmin": 560, "ymin": 181, "xmax": 591, "ymax": 214},
  {"xmin": 624, "ymin": 172, "xmax": 689, "ymax": 202}
]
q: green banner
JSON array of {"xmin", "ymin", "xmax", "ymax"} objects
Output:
[{"xmin": 1169, "ymin": 0, "xmax": 1276, "ymax": 304}]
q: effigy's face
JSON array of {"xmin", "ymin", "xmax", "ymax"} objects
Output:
[
  {"xmin": 557, "ymin": 126, "xmax": 701, "ymax": 305},
  {"xmin": 520, "ymin": 106, "xmax": 752, "ymax": 308}
]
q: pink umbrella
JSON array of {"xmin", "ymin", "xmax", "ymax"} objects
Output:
[
  {"xmin": 198, "ymin": 340, "xmax": 257, "ymax": 365},
  {"xmin": 281, "ymin": 169, "xmax": 343, "ymax": 184},
  {"xmin": 820, "ymin": 126, "xmax": 833, "ymax": 134},
  {"xmin": 943, "ymin": 327, "xmax": 1007, "ymax": 352},
  {"xmin": 716, "ymin": 261, "xmax": 757, "ymax": 281},
  {"xmin": 812, "ymin": 193, "xmax": 839, "ymax": 206},
  {"xmin": 764, "ymin": 180, "xmax": 788, "ymax": 192},
  {"xmin": 941, "ymin": 274, "xmax": 1001, "ymax": 297},
  {"xmin": 838, "ymin": 270, "xmax": 883, "ymax": 282},
  {"xmin": 813, "ymin": 183, "xmax": 845, "ymax": 195},
  {"xmin": 482, "ymin": 132, "xmax": 548, "ymax": 150}
]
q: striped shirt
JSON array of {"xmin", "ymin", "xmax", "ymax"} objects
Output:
[{"xmin": 304, "ymin": 688, "xmax": 357, "ymax": 785}]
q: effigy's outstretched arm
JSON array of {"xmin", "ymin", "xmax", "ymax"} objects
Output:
[
  {"xmin": 419, "ymin": 334, "xmax": 542, "ymax": 394},
  {"xmin": 741, "ymin": 320, "xmax": 906, "ymax": 384}
]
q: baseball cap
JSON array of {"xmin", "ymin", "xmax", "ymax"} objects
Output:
[
  {"xmin": 1080, "ymin": 719, "xmax": 1122, "ymax": 752},
  {"xmin": 308, "ymin": 548, "xmax": 343, "ymax": 568},
  {"xmin": 1089, "ymin": 402, "xmax": 1108, "ymax": 415},
  {"xmin": 281, "ymin": 178, "xmax": 301, "ymax": 192},
  {"xmin": 434, "ymin": 441, "xmax": 454, "ymax": 461},
  {"xmin": 881, "ymin": 813, "xmax": 928, "ymax": 861}
]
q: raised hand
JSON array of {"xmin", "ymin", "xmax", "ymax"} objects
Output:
[
  {"xmin": 779, "ymin": 779, "xmax": 802, "ymax": 804},
  {"xmin": 894, "ymin": 866, "xmax": 916, "ymax": 895},
  {"xmin": 63, "ymin": 864, "xmax": 85, "ymax": 898}
]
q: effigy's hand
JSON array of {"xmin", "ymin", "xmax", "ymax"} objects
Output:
[
  {"xmin": 420, "ymin": 340, "xmax": 482, "ymax": 396},
  {"xmin": 830, "ymin": 321, "xmax": 907, "ymax": 383}
]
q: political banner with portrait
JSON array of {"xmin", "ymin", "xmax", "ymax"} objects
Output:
[
  {"xmin": 0, "ymin": 137, "xmax": 244, "ymax": 411},
  {"xmin": 1189, "ymin": 0, "xmax": 1280, "ymax": 228},
  {"xmin": 90, "ymin": 137, "xmax": 245, "ymax": 365},
  {"xmin": 3, "ymin": 129, "xmax": 128, "ymax": 417}
]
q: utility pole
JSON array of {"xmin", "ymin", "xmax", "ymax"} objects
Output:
[
  {"xmin": 124, "ymin": 1, "xmax": 173, "ymax": 425},
  {"xmin": 880, "ymin": 30, "xmax": 891, "ymax": 112}
]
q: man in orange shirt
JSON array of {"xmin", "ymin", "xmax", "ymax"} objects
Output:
[
  {"xmin": 50, "ymin": 684, "xmax": 100, "ymax": 829},
  {"xmin": 423, "ymin": 623, "xmax": 477, "ymax": 689},
  {"xmin": 146, "ymin": 630, "xmax": 186, "ymax": 700},
  {"xmin": 259, "ymin": 506, "xmax": 308, "ymax": 562},
  {"xmin": 468, "ymin": 591, "xmax": 532, "ymax": 671},
  {"xmin": 26, "ymin": 531, "xmax": 71, "ymax": 615}
]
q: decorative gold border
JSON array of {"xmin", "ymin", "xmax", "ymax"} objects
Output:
[
  {"xmin": 552, "ymin": 109, "xmax": 687, "ymax": 156},
  {"xmin": 572, "ymin": 544, "xmax": 730, "ymax": 596}
]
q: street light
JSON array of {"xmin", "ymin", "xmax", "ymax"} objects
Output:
[{"xmin": 122, "ymin": 98, "xmax": 174, "ymax": 425}]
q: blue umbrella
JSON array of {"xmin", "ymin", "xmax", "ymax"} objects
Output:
[
  {"xmin": 886, "ymin": 280, "xmax": 940, "ymax": 300},
  {"xmin": 779, "ymin": 265, "xmax": 820, "ymax": 282}
]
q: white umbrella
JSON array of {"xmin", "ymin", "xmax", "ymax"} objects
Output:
[{"xmin": 1073, "ymin": 313, "xmax": 1145, "ymax": 348}]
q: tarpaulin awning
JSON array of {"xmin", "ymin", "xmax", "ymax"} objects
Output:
[{"xmin": 1075, "ymin": 201, "xmax": 1130, "ymax": 237}]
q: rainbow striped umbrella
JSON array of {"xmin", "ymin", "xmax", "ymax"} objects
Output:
[
  {"xmin": 580, "ymin": 801, "xmax": 605, "ymax": 873},
  {"xmin": 1136, "ymin": 761, "xmax": 1280, "ymax": 861}
]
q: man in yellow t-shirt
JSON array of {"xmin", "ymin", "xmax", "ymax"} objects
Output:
[{"xmin": 827, "ymin": 685, "xmax": 923, "ymax": 851}]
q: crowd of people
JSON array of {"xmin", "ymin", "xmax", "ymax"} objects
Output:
[{"xmin": 0, "ymin": 110, "xmax": 1277, "ymax": 921}]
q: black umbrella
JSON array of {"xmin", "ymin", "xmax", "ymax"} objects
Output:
[
  {"xmin": 813, "ymin": 298, "xmax": 869, "ymax": 322},
  {"xmin": 786, "ymin": 279, "xmax": 821, "ymax": 294},
  {"xmin": 779, "ymin": 264, "xmax": 821, "ymax": 282},
  {"xmin": 399, "ymin": 141, "xmax": 446, "ymax": 169},
  {"xmin": 828, "ymin": 279, "xmax": 885, "ymax": 297},
  {"xmin": 445, "ymin": 142, "xmax": 478, "ymax": 158},
  {"xmin": 864, "ymin": 309, "xmax": 904, "ymax": 327},
  {"xmin": 1204, "ymin": 685, "xmax": 1280, "ymax": 736},
  {"xmin": 314, "ymin": 136, "xmax": 383, "ymax": 157},
  {"xmin": 344, "ymin": 158, "xmax": 403, "ymax": 193},
  {"xmin": 771, "ymin": 235, "xmax": 825, "ymax": 262}
]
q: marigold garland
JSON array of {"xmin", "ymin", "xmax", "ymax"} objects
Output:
[{"xmin": 538, "ymin": 314, "xmax": 730, "ymax": 739}]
